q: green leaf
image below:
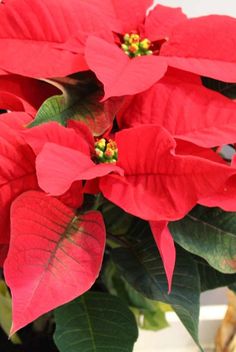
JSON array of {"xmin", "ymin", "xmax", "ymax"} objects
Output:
[
  {"xmin": 54, "ymin": 291, "xmax": 138, "ymax": 352},
  {"xmin": 194, "ymin": 256, "xmax": 236, "ymax": 291},
  {"xmin": 0, "ymin": 280, "xmax": 21, "ymax": 344},
  {"xmin": 103, "ymin": 261, "xmax": 169, "ymax": 331},
  {"xmin": 29, "ymin": 87, "xmax": 121, "ymax": 136},
  {"xmin": 102, "ymin": 202, "xmax": 135, "ymax": 236},
  {"xmin": 202, "ymin": 77, "xmax": 236, "ymax": 99},
  {"xmin": 111, "ymin": 221, "xmax": 202, "ymax": 350},
  {"xmin": 29, "ymin": 94, "xmax": 68, "ymax": 127},
  {"xmin": 169, "ymin": 206, "xmax": 236, "ymax": 273}
]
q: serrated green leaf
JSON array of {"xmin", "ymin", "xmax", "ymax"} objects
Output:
[
  {"xmin": 103, "ymin": 261, "xmax": 169, "ymax": 331},
  {"xmin": 169, "ymin": 206, "xmax": 236, "ymax": 274},
  {"xmin": 0, "ymin": 281, "xmax": 21, "ymax": 344},
  {"xmin": 194, "ymin": 256, "xmax": 236, "ymax": 291},
  {"xmin": 54, "ymin": 291, "xmax": 138, "ymax": 352},
  {"xmin": 111, "ymin": 221, "xmax": 202, "ymax": 350}
]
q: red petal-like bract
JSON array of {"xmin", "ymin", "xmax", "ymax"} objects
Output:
[
  {"xmin": 0, "ymin": 91, "xmax": 35, "ymax": 115},
  {"xmin": 175, "ymin": 139, "xmax": 227, "ymax": 165},
  {"xmin": 0, "ymin": 75, "xmax": 59, "ymax": 113},
  {"xmin": 110, "ymin": 0, "xmax": 153, "ymax": 32},
  {"xmin": 200, "ymin": 155, "xmax": 236, "ymax": 211},
  {"xmin": 85, "ymin": 36, "xmax": 167, "ymax": 99},
  {"xmin": 36, "ymin": 143, "xmax": 123, "ymax": 195},
  {"xmin": 4, "ymin": 191, "xmax": 106, "ymax": 334},
  {"xmin": 150, "ymin": 221, "xmax": 176, "ymax": 293},
  {"xmin": 58, "ymin": 182, "xmax": 84, "ymax": 210},
  {"xmin": 200, "ymin": 177, "xmax": 236, "ymax": 211},
  {"xmin": 175, "ymin": 140, "xmax": 236, "ymax": 211},
  {"xmin": 0, "ymin": 0, "xmax": 116, "ymax": 77},
  {"xmin": 23, "ymin": 122, "xmax": 91, "ymax": 156},
  {"xmin": 0, "ymin": 113, "xmax": 38, "ymax": 244},
  {"xmin": 99, "ymin": 126, "xmax": 235, "ymax": 221},
  {"xmin": 118, "ymin": 73, "xmax": 236, "ymax": 147},
  {"xmin": 161, "ymin": 15, "xmax": 236, "ymax": 82},
  {"xmin": 144, "ymin": 5, "xmax": 187, "ymax": 41},
  {"xmin": 23, "ymin": 122, "xmax": 93, "ymax": 207},
  {"xmin": 86, "ymin": 7, "xmax": 236, "ymax": 98}
]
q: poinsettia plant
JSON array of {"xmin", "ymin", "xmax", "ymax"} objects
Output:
[{"xmin": 1, "ymin": 0, "xmax": 236, "ymax": 351}]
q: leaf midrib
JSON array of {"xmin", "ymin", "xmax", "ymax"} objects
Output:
[
  {"xmin": 81, "ymin": 296, "xmax": 97, "ymax": 352},
  {"xmin": 187, "ymin": 214, "xmax": 236, "ymax": 239}
]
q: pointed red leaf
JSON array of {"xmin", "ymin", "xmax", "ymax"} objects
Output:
[
  {"xmin": 150, "ymin": 221, "xmax": 176, "ymax": 293},
  {"xmin": 0, "ymin": 75, "xmax": 59, "ymax": 112},
  {"xmin": 118, "ymin": 73, "xmax": 236, "ymax": 147},
  {"xmin": 0, "ymin": 91, "xmax": 35, "ymax": 115},
  {"xmin": 85, "ymin": 36, "xmax": 167, "ymax": 99},
  {"xmin": 67, "ymin": 120, "xmax": 95, "ymax": 151},
  {"xmin": 4, "ymin": 191, "xmax": 106, "ymax": 333},
  {"xmin": 84, "ymin": 0, "xmax": 152, "ymax": 33},
  {"xmin": 23, "ymin": 122, "xmax": 91, "ymax": 156},
  {"xmin": 161, "ymin": 15, "xmax": 236, "ymax": 81},
  {"xmin": 0, "ymin": 111, "xmax": 33, "ymax": 129},
  {"xmin": 0, "ymin": 113, "xmax": 38, "ymax": 244},
  {"xmin": 0, "ymin": 0, "xmax": 117, "ymax": 76},
  {"xmin": 174, "ymin": 139, "xmax": 236, "ymax": 211},
  {"xmin": 23, "ymin": 122, "xmax": 86, "ymax": 209},
  {"xmin": 200, "ymin": 178, "xmax": 236, "ymax": 211},
  {"xmin": 99, "ymin": 126, "xmax": 234, "ymax": 221},
  {"xmin": 200, "ymin": 154, "xmax": 236, "ymax": 211},
  {"xmin": 57, "ymin": 182, "xmax": 84, "ymax": 210},
  {"xmin": 144, "ymin": 5, "xmax": 187, "ymax": 41},
  {"xmin": 175, "ymin": 139, "xmax": 227, "ymax": 164},
  {"xmin": 109, "ymin": 0, "xmax": 153, "ymax": 32},
  {"xmin": 67, "ymin": 0, "xmax": 122, "ymax": 33},
  {"xmin": 36, "ymin": 143, "xmax": 123, "ymax": 196}
]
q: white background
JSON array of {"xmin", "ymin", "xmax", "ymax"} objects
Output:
[{"xmin": 154, "ymin": 0, "xmax": 236, "ymax": 17}]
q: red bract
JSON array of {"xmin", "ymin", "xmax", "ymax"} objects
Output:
[
  {"xmin": 32, "ymin": 122, "xmax": 235, "ymax": 221},
  {"xmin": 0, "ymin": 0, "xmax": 115, "ymax": 77},
  {"xmin": 149, "ymin": 221, "xmax": 176, "ymax": 293},
  {"xmin": 23, "ymin": 121, "xmax": 123, "ymax": 196},
  {"xmin": 117, "ymin": 69, "xmax": 236, "ymax": 148},
  {"xmin": 4, "ymin": 191, "xmax": 106, "ymax": 334},
  {"xmin": 99, "ymin": 125, "xmax": 235, "ymax": 221},
  {"xmin": 0, "ymin": 75, "xmax": 59, "ymax": 115},
  {"xmin": 173, "ymin": 140, "xmax": 236, "ymax": 212},
  {"xmin": 0, "ymin": 112, "xmax": 38, "ymax": 247},
  {"xmin": 25, "ymin": 121, "xmax": 178, "ymax": 290},
  {"xmin": 32, "ymin": 123, "xmax": 236, "ymax": 292},
  {"xmin": 0, "ymin": 117, "xmax": 107, "ymax": 332},
  {"xmin": 85, "ymin": 4, "xmax": 236, "ymax": 99},
  {"xmin": 200, "ymin": 154, "xmax": 236, "ymax": 211}
]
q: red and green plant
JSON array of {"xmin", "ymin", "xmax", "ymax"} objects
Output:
[{"xmin": 0, "ymin": 0, "xmax": 236, "ymax": 351}]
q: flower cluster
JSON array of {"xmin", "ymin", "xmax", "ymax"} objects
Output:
[{"xmin": 0, "ymin": 0, "xmax": 236, "ymax": 350}]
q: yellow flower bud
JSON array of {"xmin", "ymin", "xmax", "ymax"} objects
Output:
[
  {"xmin": 123, "ymin": 33, "xmax": 130, "ymax": 43},
  {"xmin": 140, "ymin": 38, "xmax": 151, "ymax": 50},
  {"xmin": 130, "ymin": 33, "xmax": 140, "ymax": 43},
  {"xmin": 129, "ymin": 43, "xmax": 139, "ymax": 53},
  {"xmin": 95, "ymin": 138, "xmax": 106, "ymax": 151},
  {"xmin": 121, "ymin": 44, "xmax": 129, "ymax": 51}
]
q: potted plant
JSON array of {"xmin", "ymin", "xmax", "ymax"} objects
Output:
[{"xmin": 0, "ymin": 0, "xmax": 236, "ymax": 351}]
